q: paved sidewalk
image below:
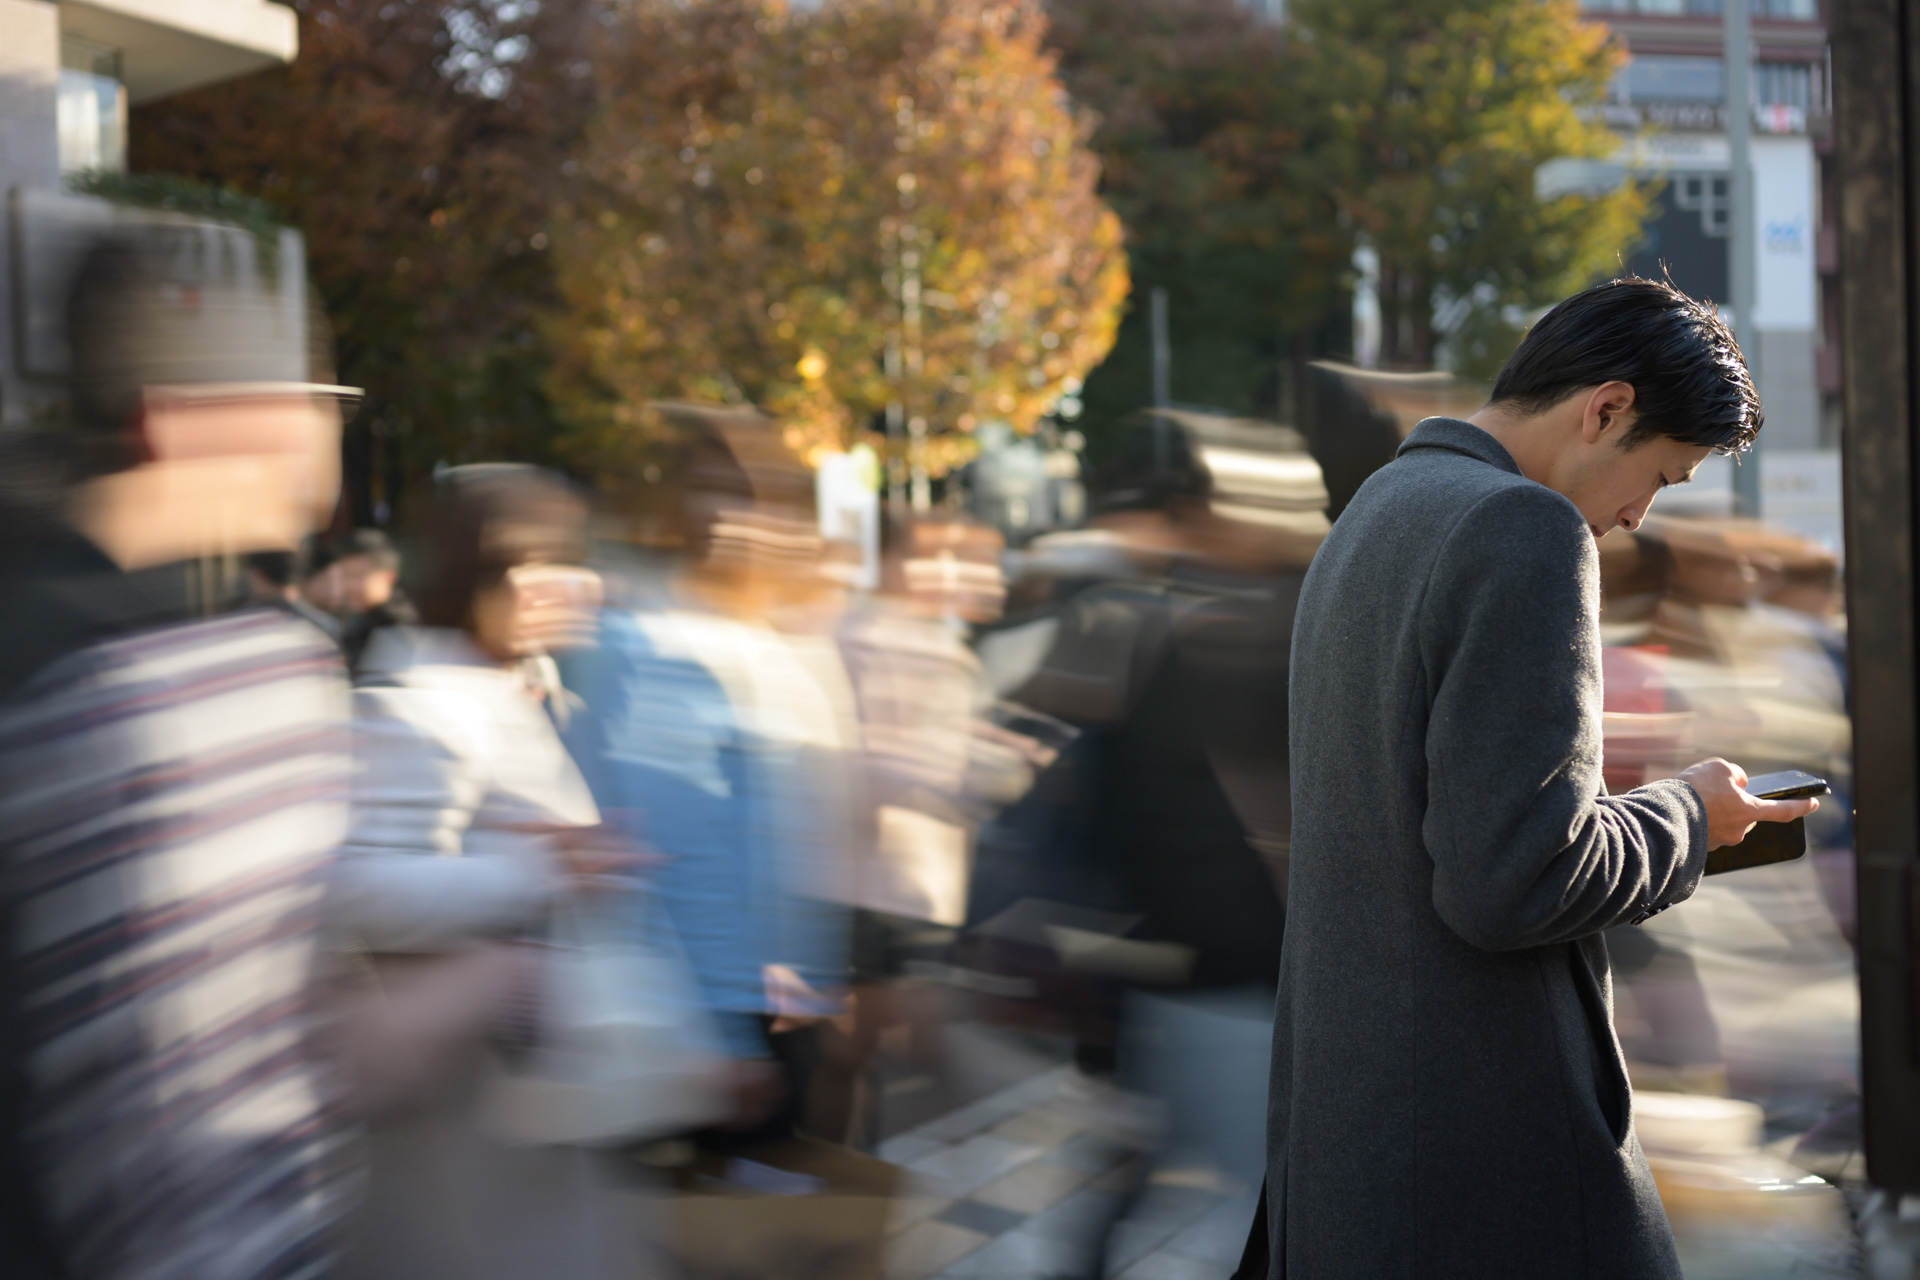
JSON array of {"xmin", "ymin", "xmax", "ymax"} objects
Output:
[
  {"xmin": 877, "ymin": 1066, "xmax": 1254, "ymax": 1280},
  {"xmin": 869, "ymin": 1058, "xmax": 1863, "ymax": 1280}
]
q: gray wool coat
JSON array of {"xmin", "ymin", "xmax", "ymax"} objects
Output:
[{"xmin": 1258, "ymin": 417, "xmax": 1709, "ymax": 1279}]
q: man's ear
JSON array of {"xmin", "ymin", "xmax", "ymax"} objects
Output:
[{"xmin": 1579, "ymin": 380, "xmax": 1638, "ymax": 445}]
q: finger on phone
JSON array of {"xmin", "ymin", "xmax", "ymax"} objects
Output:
[{"xmin": 1754, "ymin": 795, "xmax": 1818, "ymax": 823}]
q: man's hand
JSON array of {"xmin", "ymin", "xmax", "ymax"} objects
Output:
[{"xmin": 1677, "ymin": 758, "xmax": 1820, "ymax": 850}]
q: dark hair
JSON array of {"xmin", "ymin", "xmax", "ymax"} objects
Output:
[
  {"xmin": 331, "ymin": 527, "xmax": 401, "ymax": 572},
  {"xmin": 1489, "ymin": 277, "xmax": 1761, "ymax": 454},
  {"xmin": 408, "ymin": 465, "xmax": 587, "ymax": 631},
  {"xmin": 244, "ymin": 549, "xmax": 304, "ymax": 589}
]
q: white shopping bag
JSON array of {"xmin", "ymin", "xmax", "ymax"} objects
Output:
[
  {"xmin": 477, "ymin": 895, "xmax": 731, "ymax": 1147},
  {"xmin": 856, "ymin": 805, "xmax": 971, "ymax": 926}
]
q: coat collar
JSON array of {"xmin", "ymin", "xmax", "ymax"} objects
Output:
[{"xmin": 1396, "ymin": 417, "xmax": 1523, "ymax": 477}]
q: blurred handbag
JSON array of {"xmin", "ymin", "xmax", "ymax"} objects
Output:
[
  {"xmin": 326, "ymin": 940, "xmax": 536, "ymax": 1119},
  {"xmin": 476, "ymin": 893, "xmax": 731, "ymax": 1147}
]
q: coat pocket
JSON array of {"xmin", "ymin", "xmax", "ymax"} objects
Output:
[{"xmin": 1566, "ymin": 938, "xmax": 1633, "ymax": 1148}]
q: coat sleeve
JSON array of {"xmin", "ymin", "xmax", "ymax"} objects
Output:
[
  {"xmin": 330, "ymin": 684, "xmax": 563, "ymax": 952},
  {"xmin": 1419, "ymin": 484, "xmax": 1707, "ymax": 951}
]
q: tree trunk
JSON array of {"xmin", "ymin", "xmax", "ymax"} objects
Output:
[
  {"xmin": 1407, "ymin": 268, "xmax": 1436, "ymax": 369},
  {"xmin": 1379, "ymin": 261, "xmax": 1405, "ymax": 368},
  {"xmin": 1378, "ymin": 260, "xmax": 1437, "ymax": 369}
]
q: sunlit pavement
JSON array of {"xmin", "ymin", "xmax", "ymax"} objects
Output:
[
  {"xmin": 1635, "ymin": 854, "xmax": 1865, "ymax": 1278},
  {"xmin": 877, "ymin": 1063, "xmax": 1257, "ymax": 1280},
  {"xmin": 876, "ymin": 1050, "xmax": 1863, "ymax": 1279},
  {"xmin": 877, "ymin": 885, "xmax": 1869, "ymax": 1280}
]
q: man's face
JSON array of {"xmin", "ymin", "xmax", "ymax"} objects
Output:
[
  {"xmin": 1558, "ymin": 417, "xmax": 1711, "ymax": 540},
  {"xmin": 332, "ymin": 554, "xmax": 397, "ymax": 614},
  {"xmin": 143, "ymin": 389, "xmax": 343, "ymax": 531}
]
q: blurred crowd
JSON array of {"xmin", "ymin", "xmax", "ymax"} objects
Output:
[{"xmin": 0, "ymin": 230, "xmax": 1862, "ymax": 1280}]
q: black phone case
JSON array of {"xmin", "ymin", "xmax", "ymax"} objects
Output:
[{"xmin": 1704, "ymin": 816, "xmax": 1807, "ymax": 875}]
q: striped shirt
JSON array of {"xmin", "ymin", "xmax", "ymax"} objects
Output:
[{"xmin": 0, "ymin": 607, "xmax": 352, "ymax": 1280}]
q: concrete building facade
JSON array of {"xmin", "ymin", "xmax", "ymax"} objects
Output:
[
  {"xmin": 0, "ymin": 0, "xmax": 298, "ymax": 428},
  {"xmin": 1581, "ymin": 0, "xmax": 1840, "ymax": 549}
]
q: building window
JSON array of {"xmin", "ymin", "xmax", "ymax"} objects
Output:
[
  {"xmin": 57, "ymin": 35, "xmax": 125, "ymax": 174},
  {"xmin": 1756, "ymin": 61, "xmax": 1814, "ymax": 110},
  {"xmin": 1582, "ymin": 0, "xmax": 1731, "ymax": 12},
  {"xmin": 1614, "ymin": 56, "xmax": 1823, "ymax": 111},
  {"xmin": 1672, "ymin": 173, "xmax": 1731, "ymax": 237},
  {"xmin": 1619, "ymin": 55, "xmax": 1725, "ymax": 103},
  {"xmin": 1580, "ymin": 0, "xmax": 1815, "ymax": 13}
]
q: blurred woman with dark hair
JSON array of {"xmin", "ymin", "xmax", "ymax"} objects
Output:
[{"xmin": 326, "ymin": 464, "xmax": 643, "ymax": 1280}]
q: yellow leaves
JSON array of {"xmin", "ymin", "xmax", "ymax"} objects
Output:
[{"xmin": 546, "ymin": 0, "xmax": 1126, "ymax": 473}]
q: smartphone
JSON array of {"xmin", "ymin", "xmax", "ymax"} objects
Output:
[
  {"xmin": 1704, "ymin": 770, "xmax": 1830, "ymax": 876},
  {"xmin": 1742, "ymin": 769, "xmax": 1831, "ymax": 801}
]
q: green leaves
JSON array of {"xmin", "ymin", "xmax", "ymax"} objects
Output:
[{"xmin": 1289, "ymin": 0, "xmax": 1649, "ymax": 371}]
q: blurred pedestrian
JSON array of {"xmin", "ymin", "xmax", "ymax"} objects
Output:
[
  {"xmin": 324, "ymin": 464, "xmax": 643, "ymax": 1280},
  {"xmin": 992, "ymin": 419, "xmax": 1305, "ymax": 1279},
  {"xmin": 317, "ymin": 529, "xmax": 416, "ymax": 673},
  {"xmin": 1239, "ymin": 278, "xmax": 1819, "ymax": 1279},
  {"xmin": 835, "ymin": 515, "xmax": 1016, "ymax": 1143},
  {"xmin": 564, "ymin": 409, "xmax": 859, "ymax": 1145},
  {"xmin": 0, "ymin": 232, "xmax": 356, "ymax": 1280},
  {"xmin": 313, "ymin": 528, "xmax": 403, "ymax": 618}
]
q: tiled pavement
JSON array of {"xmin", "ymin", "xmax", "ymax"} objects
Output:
[
  {"xmin": 867, "ymin": 1061, "xmax": 1865, "ymax": 1280},
  {"xmin": 875, "ymin": 1066, "xmax": 1254, "ymax": 1280}
]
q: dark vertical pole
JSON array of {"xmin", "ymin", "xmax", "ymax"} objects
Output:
[
  {"xmin": 1151, "ymin": 287, "xmax": 1171, "ymax": 473},
  {"xmin": 1834, "ymin": 0, "xmax": 1920, "ymax": 1194}
]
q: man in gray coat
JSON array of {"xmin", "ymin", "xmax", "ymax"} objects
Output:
[{"xmin": 1242, "ymin": 278, "xmax": 1819, "ymax": 1278}]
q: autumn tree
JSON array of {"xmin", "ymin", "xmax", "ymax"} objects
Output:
[
  {"xmin": 1289, "ymin": 0, "xmax": 1649, "ymax": 372},
  {"xmin": 131, "ymin": 0, "xmax": 601, "ymax": 515},
  {"xmin": 546, "ymin": 0, "xmax": 1128, "ymax": 488}
]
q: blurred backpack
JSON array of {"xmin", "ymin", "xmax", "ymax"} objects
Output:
[{"xmin": 960, "ymin": 571, "xmax": 1297, "ymax": 1045}]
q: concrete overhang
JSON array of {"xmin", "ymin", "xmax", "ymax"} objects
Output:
[{"xmin": 59, "ymin": 0, "xmax": 298, "ymax": 104}]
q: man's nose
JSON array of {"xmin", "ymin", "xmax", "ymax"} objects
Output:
[{"xmin": 1619, "ymin": 485, "xmax": 1665, "ymax": 532}]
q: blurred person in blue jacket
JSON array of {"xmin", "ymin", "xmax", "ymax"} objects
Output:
[{"xmin": 565, "ymin": 407, "xmax": 859, "ymax": 1141}]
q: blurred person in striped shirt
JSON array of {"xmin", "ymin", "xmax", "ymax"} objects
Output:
[{"xmin": 0, "ymin": 231, "xmax": 357, "ymax": 1280}]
